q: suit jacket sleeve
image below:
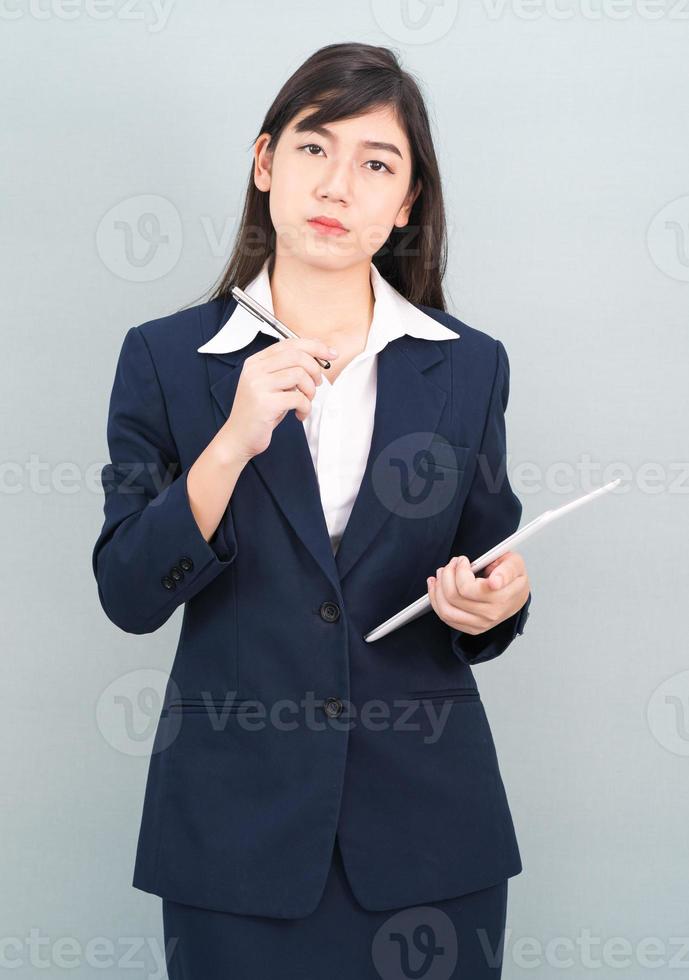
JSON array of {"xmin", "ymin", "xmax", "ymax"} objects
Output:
[
  {"xmin": 449, "ymin": 338, "xmax": 531, "ymax": 666},
  {"xmin": 92, "ymin": 325, "xmax": 239, "ymax": 634}
]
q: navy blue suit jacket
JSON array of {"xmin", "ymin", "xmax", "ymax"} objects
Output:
[{"xmin": 92, "ymin": 290, "xmax": 532, "ymax": 918}]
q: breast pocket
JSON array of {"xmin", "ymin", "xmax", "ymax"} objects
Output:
[
  {"xmin": 428, "ymin": 439, "xmax": 472, "ymax": 473},
  {"xmin": 411, "ymin": 440, "xmax": 472, "ymax": 522}
]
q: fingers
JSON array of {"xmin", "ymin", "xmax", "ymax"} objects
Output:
[
  {"xmin": 263, "ymin": 348, "xmax": 325, "ymax": 390},
  {"xmin": 433, "ymin": 552, "xmax": 524, "ymax": 611},
  {"xmin": 458, "ymin": 551, "xmax": 522, "ymax": 593},
  {"xmin": 428, "ymin": 561, "xmax": 485, "ymax": 633},
  {"xmin": 251, "ymin": 339, "xmax": 340, "ymax": 424},
  {"xmin": 259, "ymin": 338, "xmax": 338, "ymax": 387},
  {"xmin": 266, "ymin": 365, "xmax": 321, "ymax": 403},
  {"xmin": 427, "ymin": 551, "xmax": 529, "ymax": 634},
  {"xmin": 270, "ymin": 388, "xmax": 312, "ymax": 423},
  {"xmin": 445, "ymin": 556, "xmax": 492, "ymax": 605},
  {"xmin": 482, "ymin": 552, "xmax": 524, "ymax": 590}
]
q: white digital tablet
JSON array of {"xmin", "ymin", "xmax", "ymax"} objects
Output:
[{"xmin": 363, "ymin": 478, "xmax": 621, "ymax": 642}]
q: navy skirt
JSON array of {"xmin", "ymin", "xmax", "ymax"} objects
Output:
[{"xmin": 162, "ymin": 835, "xmax": 508, "ymax": 979}]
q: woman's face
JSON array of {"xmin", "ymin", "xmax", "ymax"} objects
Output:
[{"xmin": 254, "ymin": 104, "xmax": 421, "ymax": 269}]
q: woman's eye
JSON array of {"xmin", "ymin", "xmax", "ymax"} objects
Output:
[
  {"xmin": 298, "ymin": 144, "xmax": 392, "ymax": 174},
  {"xmin": 365, "ymin": 160, "xmax": 392, "ymax": 174}
]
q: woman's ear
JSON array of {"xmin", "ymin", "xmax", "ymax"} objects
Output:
[
  {"xmin": 395, "ymin": 178, "xmax": 422, "ymax": 227},
  {"xmin": 253, "ymin": 133, "xmax": 274, "ymax": 192}
]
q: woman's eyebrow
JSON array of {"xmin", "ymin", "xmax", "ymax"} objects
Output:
[{"xmin": 292, "ymin": 122, "xmax": 403, "ymax": 159}]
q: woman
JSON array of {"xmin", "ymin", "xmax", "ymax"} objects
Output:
[{"xmin": 92, "ymin": 42, "xmax": 532, "ymax": 979}]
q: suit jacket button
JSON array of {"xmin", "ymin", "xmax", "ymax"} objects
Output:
[
  {"xmin": 161, "ymin": 575, "xmax": 176, "ymax": 591},
  {"xmin": 179, "ymin": 556, "xmax": 194, "ymax": 572},
  {"xmin": 323, "ymin": 697, "xmax": 343, "ymax": 718},
  {"xmin": 320, "ymin": 601, "xmax": 340, "ymax": 623},
  {"xmin": 170, "ymin": 565, "xmax": 184, "ymax": 582}
]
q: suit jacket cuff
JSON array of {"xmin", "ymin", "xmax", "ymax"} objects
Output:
[{"xmin": 451, "ymin": 591, "xmax": 531, "ymax": 666}]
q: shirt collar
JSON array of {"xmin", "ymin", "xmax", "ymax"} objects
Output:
[{"xmin": 197, "ymin": 257, "xmax": 460, "ymax": 355}]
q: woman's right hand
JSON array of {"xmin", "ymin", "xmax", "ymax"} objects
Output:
[{"xmin": 219, "ymin": 337, "xmax": 339, "ymax": 461}]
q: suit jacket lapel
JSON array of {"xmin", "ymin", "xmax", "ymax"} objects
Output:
[
  {"xmin": 333, "ymin": 339, "xmax": 447, "ymax": 581},
  {"xmin": 199, "ymin": 298, "xmax": 448, "ymax": 596}
]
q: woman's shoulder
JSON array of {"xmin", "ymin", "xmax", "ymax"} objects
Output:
[
  {"xmin": 416, "ymin": 303, "xmax": 504, "ymax": 362},
  {"xmin": 127, "ymin": 296, "xmax": 228, "ymax": 366}
]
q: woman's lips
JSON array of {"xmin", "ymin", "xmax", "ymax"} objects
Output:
[{"xmin": 307, "ymin": 218, "xmax": 349, "ymax": 236}]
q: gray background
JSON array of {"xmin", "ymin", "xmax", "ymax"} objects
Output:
[{"xmin": 2, "ymin": 2, "xmax": 688, "ymax": 977}]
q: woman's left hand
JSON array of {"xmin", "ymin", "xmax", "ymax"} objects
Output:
[{"xmin": 427, "ymin": 551, "xmax": 530, "ymax": 636}]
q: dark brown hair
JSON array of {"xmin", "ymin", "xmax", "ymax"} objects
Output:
[{"xmin": 183, "ymin": 42, "xmax": 449, "ymax": 313}]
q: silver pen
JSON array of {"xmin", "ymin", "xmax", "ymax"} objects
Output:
[{"xmin": 230, "ymin": 285, "xmax": 332, "ymax": 370}]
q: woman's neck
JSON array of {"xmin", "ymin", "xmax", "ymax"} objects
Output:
[{"xmin": 269, "ymin": 253, "xmax": 374, "ymax": 350}]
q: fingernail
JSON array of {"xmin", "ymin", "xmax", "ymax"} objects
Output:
[{"xmin": 328, "ymin": 347, "xmax": 339, "ymax": 356}]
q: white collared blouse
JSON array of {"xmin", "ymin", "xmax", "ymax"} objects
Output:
[{"xmin": 198, "ymin": 258, "xmax": 460, "ymax": 554}]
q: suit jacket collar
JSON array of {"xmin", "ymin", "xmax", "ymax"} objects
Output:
[{"xmin": 197, "ymin": 257, "xmax": 460, "ymax": 355}]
